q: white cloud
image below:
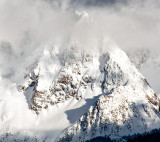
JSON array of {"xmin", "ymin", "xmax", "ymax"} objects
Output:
[{"xmin": 0, "ymin": 0, "xmax": 160, "ymax": 81}]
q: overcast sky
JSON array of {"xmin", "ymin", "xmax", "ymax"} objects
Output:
[{"xmin": 0, "ymin": 0, "xmax": 160, "ymax": 81}]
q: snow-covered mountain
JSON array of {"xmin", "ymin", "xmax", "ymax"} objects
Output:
[
  {"xmin": 1, "ymin": 6, "xmax": 160, "ymax": 141},
  {"xmin": 6, "ymin": 39, "xmax": 158, "ymax": 142},
  {"xmin": 55, "ymin": 46, "xmax": 160, "ymax": 142}
]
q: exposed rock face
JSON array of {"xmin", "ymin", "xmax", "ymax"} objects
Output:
[{"xmin": 19, "ymin": 46, "xmax": 101, "ymax": 114}]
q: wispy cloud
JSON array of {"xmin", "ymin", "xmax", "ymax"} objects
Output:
[{"xmin": 0, "ymin": 0, "xmax": 160, "ymax": 80}]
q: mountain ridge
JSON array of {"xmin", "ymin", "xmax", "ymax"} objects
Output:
[{"xmin": 16, "ymin": 41, "xmax": 160, "ymax": 141}]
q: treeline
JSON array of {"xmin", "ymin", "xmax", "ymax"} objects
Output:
[
  {"xmin": 123, "ymin": 128, "xmax": 160, "ymax": 142},
  {"xmin": 86, "ymin": 136, "xmax": 112, "ymax": 142},
  {"xmin": 86, "ymin": 128, "xmax": 160, "ymax": 142}
]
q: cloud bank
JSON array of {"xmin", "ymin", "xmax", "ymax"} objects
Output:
[{"xmin": 0, "ymin": 0, "xmax": 160, "ymax": 81}]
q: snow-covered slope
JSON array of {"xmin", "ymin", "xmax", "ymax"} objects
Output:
[
  {"xmin": 55, "ymin": 46, "xmax": 160, "ymax": 142},
  {"xmin": 12, "ymin": 39, "xmax": 160, "ymax": 142},
  {"xmin": 57, "ymin": 86, "xmax": 160, "ymax": 141},
  {"xmin": 0, "ymin": 77, "xmax": 37, "ymax": 141}
]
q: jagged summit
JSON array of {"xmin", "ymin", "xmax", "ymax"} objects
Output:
[
  {"xmin": 19, "ymin": 41, "xmax": 136, "ymax": 114},
  {"xmin": 16, "ymin": 39, "xmax": 160, "ymax": 141}
]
